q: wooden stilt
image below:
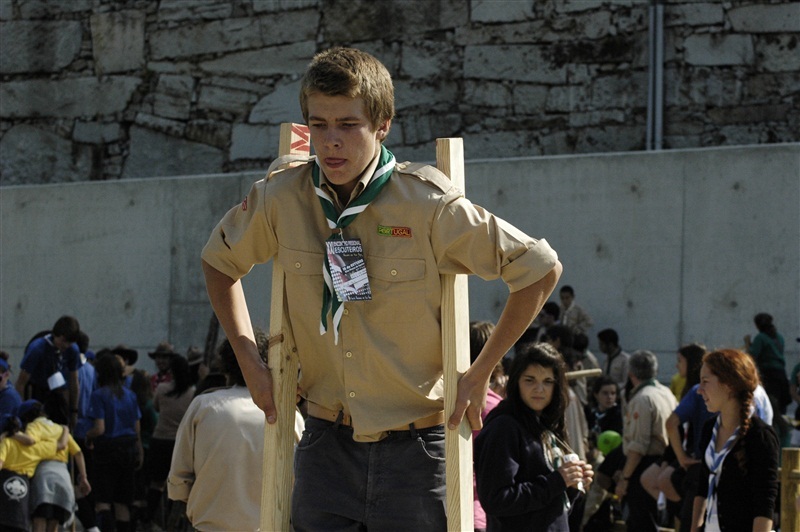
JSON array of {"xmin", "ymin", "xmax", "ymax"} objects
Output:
[
  {"xmin": 781, "ymin": 447, "xmax": 800, "ymax": 532},
  {"xmin": 436, "ymin": 137, "xmax": 474, "ymax": 532},
  {"xmin": 260, "ymin": 123, "xmax": 309, "ymax": 532}
]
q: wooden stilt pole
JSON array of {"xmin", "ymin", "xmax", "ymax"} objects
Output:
[
  {"xmin": 436, "ymin": 137, "xmax": 474, "ymax": 532},
  {"xmin": 260, "ymin": 123, "xmax": 309, "ymax": 532},
  {"xmin": 781, "ymin": 447, "xmax": 800, "ymax": 532}
]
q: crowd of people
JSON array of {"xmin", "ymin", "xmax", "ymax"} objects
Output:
[
  {"xmin": 0, "ymin": 300, "xmax": 790, "ymax": 532},
  {"xmin": 470, "ymin": 287, "xmax": 788, "ymax": 532},
  {"xmin": 0, "ymin": 315, "xmax": 291, "ymax": 531}
]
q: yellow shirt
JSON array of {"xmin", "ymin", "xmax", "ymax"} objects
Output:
[
  {"xmin": 25, "ymin": 417, "xmax": 80, "ymax": 462},
  {"xmin": 203, "ymin": 154, "xmax": 558, "ymax": 441},
  {"xmin": 670, "ymin": 373, "xmax": 686, "ymax": 400},
  {"xmin": 0, "ymin": 436, "xmax": 57, "ymax": 477}
]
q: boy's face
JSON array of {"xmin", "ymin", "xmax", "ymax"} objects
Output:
[
  {"xmin": 52, "ymin": 335, "xmax": 71, "ymax": 351},
  {"xmin": 307, "ymin": 93, "xmax": 390, "ymax": 199},
  {"xmin": 155, "ymin": 355, "xmax": 171, "ymax": 372},
  {"xmin": 559, "ymin": 291, "xmax": 573, "ymax": 308},
  {"xmin": 594, "ymin": 384, "xmax": 617, "ymax": 410}
]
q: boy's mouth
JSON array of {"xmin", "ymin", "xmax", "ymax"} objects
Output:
[{"xmin": 324, "ymin": 158, "xmax": 347, "ymax": 168}]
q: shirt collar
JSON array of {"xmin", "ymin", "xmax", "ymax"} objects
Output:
[{"xmin": 318, "ymin": 150, "xmax": 382, "ymax": 209}]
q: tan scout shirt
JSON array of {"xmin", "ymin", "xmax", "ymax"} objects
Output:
[
  {"xmin": 622, "ymin": 380, "xmax": 678, "ymax": 457},
  {"xmin": 202, "ymin": 154, "xmax": 558, "ymax": 441}
]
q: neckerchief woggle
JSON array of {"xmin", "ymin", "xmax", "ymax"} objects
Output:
[
  {"xmin": 313, "ymin": 145, "xmax": 395, "ymax": 344},
  {"xmin": 543, "ymin": 430, "xmax": 572, "ymax": 511},
  {"xmin": 704, "ymin": 415, "xmax": 740, "ymax": 526}
]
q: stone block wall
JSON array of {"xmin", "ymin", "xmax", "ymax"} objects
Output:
[{"xmin": 0, "ymin": 0, "xmax": 798, "ymax": 185}]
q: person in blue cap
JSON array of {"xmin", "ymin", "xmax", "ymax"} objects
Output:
[{"xmin": 0, "ymin": 353, "xmax": 22, "ymax": 417}]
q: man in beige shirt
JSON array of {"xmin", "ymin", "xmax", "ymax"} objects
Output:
[
  {"xmin": 202, "ymin": 47, "xmax": 562, "ymax": 530},
  {"xmin": 615, "ymin": 350, "xmax": 677, "ymax": 531}
]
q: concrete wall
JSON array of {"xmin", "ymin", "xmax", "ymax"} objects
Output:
[{"xmin": 1, "ymin": 143, "xmax": 798, "ymax": 378}]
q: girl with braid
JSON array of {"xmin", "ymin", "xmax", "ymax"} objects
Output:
[{"xmin": 690, "ymin": 349, "xmax": 779, "ymax": 532}]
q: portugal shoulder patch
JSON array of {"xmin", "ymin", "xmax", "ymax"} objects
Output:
[{"xmin": 377, "ymin": 225, "xmax": 412, "ymax": 238}]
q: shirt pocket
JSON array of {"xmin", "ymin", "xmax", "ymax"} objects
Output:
[
  {"xmin": 277, "ymin": 247, "xmax": 324, "ymax": 276},
  {"xmin": 363, "ymin": 256, "xmax": 426, "ymax": 323},
  {"xmin": 276, "ymin": 247, "xmax": 325, "ymax": 309}
]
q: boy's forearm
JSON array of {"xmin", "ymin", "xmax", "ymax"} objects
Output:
[
  {"xmin": 202, "ymin": 260, "xmax": 259, "ymax": 369},
  {"xmin": 450, "ymin": 263, "xmax": 561, "ymax": 430},
  {"xmin": 472, "ymin": 262, "xmax": 562, "ymax": 379},
  {"xmin": 203, "ymin": 259, "xmax": 277, "ymax": 420}
]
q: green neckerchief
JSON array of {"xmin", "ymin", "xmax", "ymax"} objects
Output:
[
  {"xmin": 544, "ymin": 430, "xmax": 572, "ymax": 511},
  {"xmin": 630, "ymin": 378, "xmax": 658, "ymax": 399},
  {"xmin": 313, "ymin": 145, "xmax": 396, "ymax": 344}
]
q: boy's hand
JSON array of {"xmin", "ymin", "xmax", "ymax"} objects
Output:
[
  {"xmin": 447, "ymin": 368, "xmax": 488, "ymax": 431},
  {"xmin": 244, "ymin": 362, "xmax": 278, "ymax": 424}
]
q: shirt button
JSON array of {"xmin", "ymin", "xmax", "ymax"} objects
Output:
[
  {"xmin": 349, "ymin": 391, "xmax": 356, "ymax": 398},
  {"xmin": 294, "ymin": 262, "xmax": 301, "ymax": 269},
  {"xmin": 343, "ymin": 309, "xmax": 349, "ymax": 316},
  {"xmin": 390, "ymin": 269, "xmax": 398, "ymax": 276},
  {"xmin": 346, "ymin": 351, "xmax": 353, "ymax": 358}
]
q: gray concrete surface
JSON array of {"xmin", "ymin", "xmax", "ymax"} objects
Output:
[{"xmin": 1, "ymin": 143, "xmax": 798, "ymax": 379}]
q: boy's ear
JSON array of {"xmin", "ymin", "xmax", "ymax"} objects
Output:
[{"xmin": 376, "ymin": 119, "xmax": 391, "ymax": 140}]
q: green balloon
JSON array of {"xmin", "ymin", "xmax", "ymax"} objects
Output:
[{"xmin": 597, "ymin": 430, "xmax": 622, "ymax": 456}]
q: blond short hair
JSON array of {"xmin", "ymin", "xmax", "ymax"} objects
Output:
[{"xmin": 299, "ymin": 47, "xmax": 395, "ymax": 130}]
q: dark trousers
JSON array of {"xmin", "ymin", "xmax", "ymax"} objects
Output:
[
  {"xmin": 291, "ymin": 416, "xmax": 447, "ymax": 531},
  {"xmin": 625, "ymin": 455, "xmax": 661, "ymax": 532},
  {"xmin": 74, "ymin": 437, "xmax": 97, "ymax": 529}
]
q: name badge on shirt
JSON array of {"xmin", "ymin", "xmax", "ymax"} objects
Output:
[
  {"xmin": 325, "ymin": 239, "xmax": 372, "ymax": 302},
  {"xmin": 47, "ymin": 371, "xmax": 66, "ymax": 390}
]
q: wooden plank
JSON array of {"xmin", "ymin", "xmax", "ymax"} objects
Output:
[
  {"xmin": 260, "ymin": 123, "xmax": 309, "ymax": 532},
  {"xmin": 781, "ymin": 448, "xmax": 800, "ymax": 532},
  {"xmin": 436, "ymin": 137, "xmax": 474, "ymax": 532},
  {"xmin": 566, "ymin": 368, "xmax": 603, "ymax": 381}
]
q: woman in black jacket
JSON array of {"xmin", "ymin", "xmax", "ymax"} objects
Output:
[
  {"xmin": 475, "ymin": 343, "xmax": 593, "ymax": 531},
  {"xmin": 691, "ymin": 349, "xmax": 778, "ymax": 532}
]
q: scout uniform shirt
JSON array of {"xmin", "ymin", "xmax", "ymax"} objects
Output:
[
  {"xmin": 622, "ymin": 379, "xmax": 678, "ymax": 457},
  {"xmin": 202, "ymin": 151, "xmax": 558, "ymax": 442}
]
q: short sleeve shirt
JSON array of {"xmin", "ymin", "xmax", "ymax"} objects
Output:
[
  {"xmin": 89, "ymin": 387, "xmax": 141, "ymax": 440},
  {"xmin": 20, "ymin": 335, "xmax": 80, "ymax": 390},
  {"xmin": 25, "ymin": 417, "xmax": 81, "ymax": 462},
  {"xmin": 623, "ymin": 381, "xmax": 678, "ymax": 457},
  {"xmin": 202, "ymin": 156, "xmax": 558, "ymax": 441},
  {"xmin": 0, "ymin": 436, "xmax": 57, "ymax": 477},
  {"xmin": 673, "ymin": 384, "xmax": 714, "ymax": 457}
]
